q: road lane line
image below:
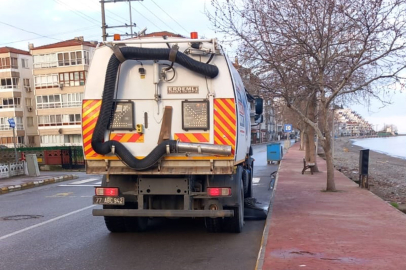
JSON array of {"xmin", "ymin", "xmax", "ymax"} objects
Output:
[
  {"xmin": 252, "ymin": 177, "xmax": 261, "ymax": 183},
  {"xmin": 0, "ymin": 205, "xmax": 96, "ymax": 241},
  {"xmin": 58, "ymin": 184, "xmax": 101, "ymax": 187},
  {"xmin": 70, "ymin": 178, "xmax": 99, "ymax": 184}
]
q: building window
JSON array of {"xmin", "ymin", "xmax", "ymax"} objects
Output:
[
  {"xmin": 59, "ymin": 71, "xmax": 86, "ymax": 87},
  {"xmin": 23, "ymin": 78, "xmax": 31, "ymax": 92},
  {"xmin": 34, "ymin": 74, "xmax": 58, "ymax": 89},
  {"xmin": 40, "ymin": 134, "xmax": 81, "ymax": 145},
  {"xmin": 65, "ymin": 134, "xmax": 81, "ymax": 144},
  {"xmin": 57, "ymin": 50, "xmax": 89, "ymax": 67},
  {"xmin": 0, "ymin": 98, "xmax": 21, "ymax": 109},
  {"xmin": 28, "ymin": 136, "xmax": 35, "ymax": 145},
  {"xmin": 25, "ymin": 98, "xmax": 32, "ymax": 106},
  {"xmin": 36, "ymin": 93, "xmax": 83, "ymax": 109},
  {"xmin": 0, "ymin": 136, "xmax": 24, "ymax": 144},
  {"xmin": 27, "ymin": 117, "xmax": 34, "ymax": 127},
  {"xmin": 0, "ymin": 78, "xmax": 19, "ymax": 89},
  {"xmin": 21, "ymin": 58, "xmax": 29, "ymax": 68},
  {"xmin": 0, "ymin": 57, "xmax": 10, "ymax": 69},
  {"xmin": 0, "ymin": 117, "xmax": 23, "ymax": 130},
  {"xmin": 33, "ymin": 53, "xmax": 57, "ymax": 68},
  {"xmin": 38, "ymin": 114, "xmax": 81, "ymax": 126},
  {"xmin": 0, "ymin": 57, "xmax": 18, "ymax": 69}
]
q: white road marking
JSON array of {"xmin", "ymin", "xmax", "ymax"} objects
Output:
[
  {"xmin": 69, "ymin": 178, "xmax": 99, "ymax": 185},
  {"xmin": 58, "ymin": 184, "xmax": 101, "ymax": 187},
  {"xmin": 252, "ymin": 177, "xmax": 261, "ymax": 183},
  {"xmin": 0, "ymin": 205, "xmax": 96, "ymax": 241}
]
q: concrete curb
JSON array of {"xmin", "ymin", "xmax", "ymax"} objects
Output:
[
  {"xmin": 0, "ymin": 174, "xmax": 78, "ymax": 195},
  {"xmin": 255, "ymin": 157, "xmax": 283, "ymax": 270}
]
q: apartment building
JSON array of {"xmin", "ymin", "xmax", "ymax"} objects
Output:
[
  {"xmin": 30, "ymin": 37, "xmax": 97, "ymax": 146},
  {"xmin": 0, "ymin": 47, "xmax": 34, "ymax": 147},
  {"xmin": 335, "ymin": 108, "xmax": 374, "ymax": 136}
]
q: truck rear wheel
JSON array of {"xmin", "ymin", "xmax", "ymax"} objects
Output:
[
  {"xmin": 246, "ymin": 163, "xmax": 254, "ymax": 198},
  {"xmin": 124, "ymin": 203, "xmax": 149, "ymax": 232},
  {"xmin": 205, "ymin": 217, "xmax": 222, "ymax": 233},
  {"xmin": 103, "ymin": 206, "xmax": 127, "ymax": 233},
  {"xmin": 124, "ymin": 217, "xmax": 148, "ymax": 232},
  {"xmin": 223, "ymin": 185, "xmax": 244, "ymax": 233}
]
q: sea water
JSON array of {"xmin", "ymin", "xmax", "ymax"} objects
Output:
[{"xmin": 351, "ymin": 136, "xmax": 406, "ymax": 160}]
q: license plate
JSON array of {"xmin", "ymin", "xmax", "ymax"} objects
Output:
[{"xmin": 93, "ymin": 196, "xmax": 125, "ymax": 205}]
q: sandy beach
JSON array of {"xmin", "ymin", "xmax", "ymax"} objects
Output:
[{"xmin": 332, "ymin": 137, "xmax": 406, "ymax": 204}]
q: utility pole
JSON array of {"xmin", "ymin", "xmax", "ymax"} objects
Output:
[
  {"xmin": 101, "ymin": 0, "xmax": 107, "ymax": 41},
  {"xmin": 100, "ymin": 0, "xmax": 143, "ymax": 41},
  {"xmin": 129, "ymin": 1, "xmax": 133, "ymax": 37}
]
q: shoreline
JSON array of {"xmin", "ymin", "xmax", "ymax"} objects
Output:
[
  {"xmin": 332, "ymin": 137, "xmax": 406, "ymax": 204},
  {"xmin": 351, "ymin": 136, "xmax": 406, "ymax": 161}
]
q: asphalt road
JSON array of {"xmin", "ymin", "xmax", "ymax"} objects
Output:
[{"xmin": 0, "ymin": 144, "xmax": 277, "ymax": 270}]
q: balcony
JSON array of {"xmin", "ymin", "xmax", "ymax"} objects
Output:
[
  {"xmin": 0, "ymin": 86, "xmax": 21, "ymax": 93},
  {"xmin": 0, "ymin": 105, "xmax": 22, "ymax": 111},
  {"xmin": 0, "ymin": 123, "xmax": 24, "ymax": 131},
  {"xmin": 37, "ymin": 101, "xmax": 81, "ymax": 109}
]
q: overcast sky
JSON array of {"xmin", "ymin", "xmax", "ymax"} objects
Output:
[{"xmin": 1, "ymin": 0, "xmax": 405, "ymax": 133}]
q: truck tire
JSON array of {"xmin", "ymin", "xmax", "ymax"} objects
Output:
[
  {"xmin": 242, "ymin": 169, "xmax": 249, "ymax": 196},
  {"xmin": 246, "ymin": 163, "xmax": 254, "ymax": 198},
  {"xmin": 223, "ymin": 184, "xmax": 244, "ymax": 233},
  {"xmin": 104, "ymin": 206, "xmax": 127, "ymax": 233},
  {"xmin": 124, "ymin": 203, "xmax": 149, "ymax": 232},
  {"xmin": 125, "ymin": 217, "xmax": 148, "ymax": 232},
  {"xmin": 100, "ymin": 176, "xmax": 127, "ymax": 233},
  {"xmin": 101, "ymin": 176, "xmax": 148, "ymax": 232},
  {"xmin": 205, "ymin": 217, "xmax": 222, "ymax": 233}
]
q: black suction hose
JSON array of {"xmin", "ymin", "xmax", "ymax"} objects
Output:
[{"xmin": 91, "ymin": 47, "xmax": 219, "ymax": 171}]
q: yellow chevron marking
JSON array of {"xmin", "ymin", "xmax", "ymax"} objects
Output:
[
  {"xmin": 83, "ymin": 123, "xmax": 97, "ymax": 137},
  {"xmin": 213, "ymin": 117, "xmax": 235, "ymax": 140},
  {"xmin": 83, "ymin": 100, "xmax": 93, "ymax": 108},
  {"xmin": 217, "ymin": 99, "xmax": 236, "ymax": 121},
  {"xmin": 82, "ymin": 112, "xmax": 99, "ymax": 127},
  {"xmin": 202, "ymin": 133, "xmax": 210, "ymax": 141},
  {"xmin": 82, "ymin": 101, "xmax": 102, "ymax": 118},
  {"xmin": 84, "ymin": 143, "xmax": 92, "ymax": 152},
  {"xmin": 214, "ymin": 126, "xmax": 234, "ymax": 146},
  {"xmin": 214, "ymin": 106, "xmax": 236, "ymax": 130}
]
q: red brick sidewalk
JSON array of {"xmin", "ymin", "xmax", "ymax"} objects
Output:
[{"xmin": 258, "ymin": 143, "xmax": 406, "ymax": 270}]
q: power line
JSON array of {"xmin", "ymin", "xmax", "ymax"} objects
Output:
[
  {"xmin": 52, "ymin": 0, "xmax": 100, "ymax": 25},
  {"xmin": 131, "ymin": 6, "xmax": 162, "ymax": 30},
  {"xmin": 137, "ymin": 1, "xmax": 178, "ymax": 33},
  {"xmin": 0, "ymin": 26, "xmax": 99, "ymax": 46},
  {"xmin": 53, "ymin": 0, "xmax": 127, "ymax": 35},
  {"xmin": 150, "ymin": 0, "xmax": 189, "ymax": 35},
  {"xmin": 0, "ymin": 21, "xmax": 62, "ymax": 41},
  {"xmin": 90, "ymin": 0, "xmax": 139, "ymax": 28}
]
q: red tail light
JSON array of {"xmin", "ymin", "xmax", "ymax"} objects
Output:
[
  {"xmin": 207, "ymin": 187, "xmax": 232, "ymax": 196},
  {"xmin": 95, "ymin": 187, "xmax": 119, "ymax": 196}
]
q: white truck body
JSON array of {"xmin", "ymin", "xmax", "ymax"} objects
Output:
[{"xmin": 83, "ymin": 35, "xmax": 261, "ymax": 233}]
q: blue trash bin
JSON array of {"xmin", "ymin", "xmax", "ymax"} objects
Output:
[{"xmin": 267, "ymin": 143, "xmax": 283, "ymax": 164}]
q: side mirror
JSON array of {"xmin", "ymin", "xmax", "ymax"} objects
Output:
[
  {"xmin": 255, "ymin": 114, "xmax": 263, "ymax": 123},
  {"xmin": 255, "ymin": 97, "xmax": 263, "ymax": 115}
]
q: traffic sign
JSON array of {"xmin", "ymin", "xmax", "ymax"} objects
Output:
[
  {"xmin": 8, "ymin": 118, "xmax": 15, "ymax": 128},
  {"xmin": 284, "ymin": 124, "xmax": 293, "ymax": 133}
]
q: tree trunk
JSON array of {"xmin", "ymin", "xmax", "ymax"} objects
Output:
[
  {"xmin": 300, "ymin": 131, "xmax": 305, "ymax": 150},
  {"xmin": 322, "ymin": 132, "xmax": 336, "ymax": 191},
  {"xmin": 306, "ymin": 93, "xmax": 319, "ymax": 172},
  {"xmin": 304, "ymin": 131, "xmax": 310, "ymax": 161}
]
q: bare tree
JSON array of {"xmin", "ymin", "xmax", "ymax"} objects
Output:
[{"xmin": 207, "ymin": 0, "xmax": 406, "ymax": 191}]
